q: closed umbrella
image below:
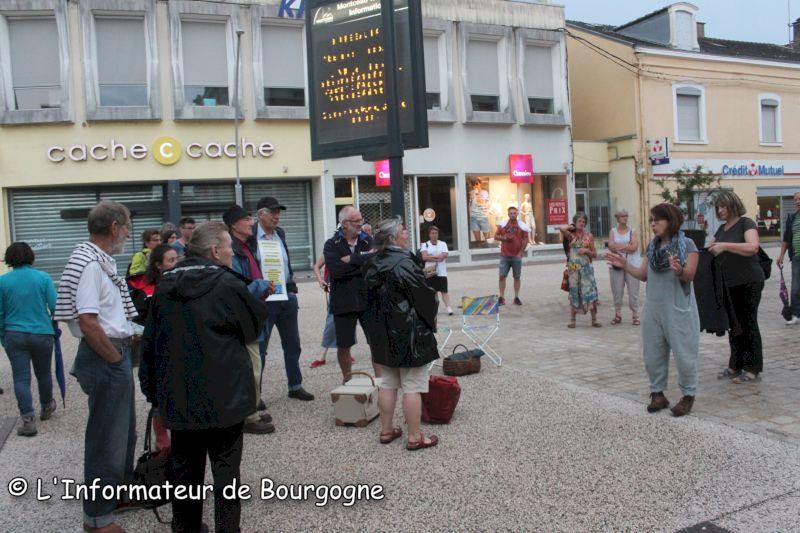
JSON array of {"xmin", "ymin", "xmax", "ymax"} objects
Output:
[
  {"xmin": 52, "ymin": 321, "xmax": 66, "ymax": 407},
  {"xmin": 779, "ymin": 265, "xmax": 792, "ymax": 321}
]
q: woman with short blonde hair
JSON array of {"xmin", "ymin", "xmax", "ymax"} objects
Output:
[{"xmin": 608, "ymin": 208, "xmax": 641, "ymax": 325}]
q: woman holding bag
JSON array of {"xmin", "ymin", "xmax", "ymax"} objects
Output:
[
  {"xmin": 607, "ymin": 208, "xmax": 641, "ymax": 325},
  {"xmin": 708, "ymin": 191, "xmax": 764, "ymax": 384}
]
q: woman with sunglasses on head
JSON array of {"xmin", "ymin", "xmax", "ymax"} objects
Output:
[
  {"xmin": 607, "ymin": 208, "xmax": 641, "ymax": 325},
  {"xmin": 607, "ymin": 203, "xmax": 700, "ymax": 417}
]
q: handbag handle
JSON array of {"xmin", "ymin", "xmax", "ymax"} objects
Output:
[
  {"xmin": 344, "ymin": 371, "xmax": 375, "ymax": 387},
  {"xmin": 143, "ymin": 406, "xmax": 155, "ymax": 454},
  {"xmin": 451, "ymin": 344, "xmax": 469, "ymax": 357}
]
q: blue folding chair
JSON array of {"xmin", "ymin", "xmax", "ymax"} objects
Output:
[{"xmin": 459, "ymin": 295, "xmax": 501, "ymax": 366}]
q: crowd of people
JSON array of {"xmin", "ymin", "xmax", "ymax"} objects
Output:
[{"xmin": 0, "ymin": 188, "xmax": 796, "ymax": 532}]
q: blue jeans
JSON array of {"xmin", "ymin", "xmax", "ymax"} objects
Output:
[
  {"xmin": 72, "ymin": 339, "xmax": 137, "ymax": 528},
  {"xmin": 3, "ymin": 331, "xmax": 54, "ymax": 418},
  {"xmin": 259, "ymin": 293, "xmax": 303, "ymax": 392},
  {"xmin": 791, "ymin": 256, "xmax": 800, "ymax": 319}
]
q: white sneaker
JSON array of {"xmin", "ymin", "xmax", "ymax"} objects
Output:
[
  {"xmin": 786, "ymin": 316, "xmax": 799, "ymax": 325},
  {"xmin": 447, "ymin": 306, "xmax": 454, "ymax": 315}
]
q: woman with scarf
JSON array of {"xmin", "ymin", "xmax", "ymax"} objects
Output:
[
  {"xmin": 559, "ymin": 212, "xmax": 600, "ymax": 328},
  {"xmin": 607, "ymin": 203, "xmax": 700, "ymax": 417}
]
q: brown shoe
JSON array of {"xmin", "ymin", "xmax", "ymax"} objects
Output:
[
  {"xmin": 646, "ymin": 392, "xmax": 670, "ymax": 413},
  {"xmin": 83, "ymin": 523, "xmax": 125, "ymax": 533},
  {"xmin": 244, "ymin": 419, "xmax": 275, "ymax": 434},
  {"xmin": 259, "ymin": 412, "xmax": 273, "ymax": 423},
  {"xmin": 670, "ymin": 396, "xmax": 694, "ymax": 417}
]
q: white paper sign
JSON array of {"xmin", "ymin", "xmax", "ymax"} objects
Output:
[{"xmin": 258, "ymin": 240, "xmax": 288, "ymax": 302}]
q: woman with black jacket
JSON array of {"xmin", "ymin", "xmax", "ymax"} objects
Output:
[
  {"xmin": 140, "ymin": 221, "xmax": 268, "ymax": 533},
  {"xmin": 708, "ymin": 191, "xmax": 765, "ymax": 384},
  {"xmin": 363, "ymin": 217, "xmax": 440, "ymax": 451}
]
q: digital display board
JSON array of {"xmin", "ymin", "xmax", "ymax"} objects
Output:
[{"xmin": 306, "ymin": 0, "xmax": 428, "ymax": 160}]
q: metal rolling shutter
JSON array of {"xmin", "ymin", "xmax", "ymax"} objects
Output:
[
  {"xmin": 9, "ymin": 186, "xmax": 165, "ymax": 280},
  {"xmin": 244, "ymin": 181, "xmax": 313, "ymax": 270}
]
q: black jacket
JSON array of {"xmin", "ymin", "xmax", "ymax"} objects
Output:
[
  {"xmin": 139, "ymin": 257, "xmax": 268, "ymax": 431},
  {"xmin": 363, "ymin": 247, "xmax": 439, "ymax": 368},
  {"xmin": 784, "ymin": 211, "xmax": 798, "ymax": 260},
  {"xmin": 324, "ymin": 231, "xmax": 374, "ymax": 315}
]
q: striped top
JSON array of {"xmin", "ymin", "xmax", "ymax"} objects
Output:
[{"xmin": 54, "ymin": 241, "xmax": 137, "ymax": 322}]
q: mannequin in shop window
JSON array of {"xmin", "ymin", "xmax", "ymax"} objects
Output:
[
  {"xmin": 469, "ymin": 181, "xmax": 490, "ymax": 244},
  {"xmin": 520, "ymin": 193, "xmax": 537, "ymax": 245}
]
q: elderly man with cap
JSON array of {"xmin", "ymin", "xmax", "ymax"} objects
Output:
[
  {"xmin": 224, "ymin": 205, "xmax": 276, "ymax": 435},
  {"xmin": 255, "ymin": 196, "xmax": 314, "ymax": 402}
]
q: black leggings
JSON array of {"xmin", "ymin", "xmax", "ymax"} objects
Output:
[{"xmin": 725, "ymin": 282, "xmax": 764, "ymax": 374}]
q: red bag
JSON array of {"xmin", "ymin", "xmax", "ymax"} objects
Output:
[{"xmin": 421, "ymin": 375, "xmax": 461, "ymax": 424}]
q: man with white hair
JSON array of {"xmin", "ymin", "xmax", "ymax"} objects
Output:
[
  {"xmin": 55, "ymin": 200, "xmax": 138, "ymax": 533},
  {"xmin": 324, "ymin": 206, "xmax": 377, "ymax": 380}
]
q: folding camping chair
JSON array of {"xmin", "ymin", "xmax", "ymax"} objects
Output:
[{"xmin": 457, "ymin": 294, "xmax": 502, "ymax": 366}]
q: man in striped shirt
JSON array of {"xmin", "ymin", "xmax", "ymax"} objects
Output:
[
  {"xmin": 777, "ymin": 191, "xmax": 800, "ymax": 325},
  {"xmin": 56, "ymin": 201, "xmax": 138, "ymax": 533}
]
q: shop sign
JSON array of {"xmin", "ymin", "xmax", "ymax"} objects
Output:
[
  {"xmin": 509, "ymin": 154, "xmax": 534, "ymax": 183},
  {"xmin": 279, "ymin": 0, "xmax": 306, "ymax": 18},
  {"xmin": 722, "ymin": 163, "xmax": 785, "ymax": 176},
  {"xmin": 375, "ymin": 159, "xmax": 390, "ymax": 186},
  {"xmin": 646, "ymin": 137, "xmax": 669, "ymax": 166},
  {"xmin": 546, "ymin": 198, "xmax": 568, "ymax": 234},
  {"xmin": 46, "ymin": 137, "xmax": 275, "ymax": 165}
]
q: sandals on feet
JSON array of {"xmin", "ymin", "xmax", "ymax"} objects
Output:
[
  {"xmin": 732, "ymin": 371, "xmax": 758, "ymax": 384},
  {"xmin": 406, "ymin": 433, "xmax": 438, "ymax": 451},
  {"xmin": 567, "ymin": 321, "xmax": 576, "ymax": 329},
  {"xmin": 632, "ymin": 317, "xmax": 641, "ymax": 326},
  {"xmin": 591, "ymin": 321, "xmax": 602, "ymax": 328},
  {"xmin": 379, "ymin": 427, "xmax": 402, "ymax": 444},
  {"xmin": 611, "ymin": 316, "xmax": 622, "ymax": 325},
  {"xmin": 717, "ymin": 367, "xmax": 740, "ymax": 380}
]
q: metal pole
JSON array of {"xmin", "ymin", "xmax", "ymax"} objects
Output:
[
  {"xmin": 382, "ymin": 0, "xmax": 405, "ymax": 219},
  {"xmin": 234, "ymin": 29, "xmax": 244, "ymax": 207}
]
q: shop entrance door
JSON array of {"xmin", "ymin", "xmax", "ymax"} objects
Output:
[{"xmin": 413, "ymin": 176, "xmax": 458, "ymax": 252}]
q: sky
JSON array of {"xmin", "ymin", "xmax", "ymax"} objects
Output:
[{"xmin": 562, "ymin": 0, "xmax": 800, "ymax": 45}]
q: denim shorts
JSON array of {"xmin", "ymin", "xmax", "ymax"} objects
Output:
[
  {"xmin": 470, "ymin": 215, "xmax": 489, "ymax": 233},
  {"xmin": 499, "ymin": 255, "xmax": 522, "ymax": 279}
]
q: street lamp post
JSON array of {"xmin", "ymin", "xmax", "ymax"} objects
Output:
[{"xmin": 234, "ymin": 29, "xmax": 244, "ymax": 207}]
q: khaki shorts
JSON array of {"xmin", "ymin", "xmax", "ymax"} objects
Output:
[{"xmin": 378, "ymin": 364, "xmax": 430, "ymax": 394}]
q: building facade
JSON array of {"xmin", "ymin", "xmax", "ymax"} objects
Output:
[
  {"xmin": 568, "ymin": 2, "xmax": 800, "ymax": 245},
  {"xmin": 0, "ymin": 0, "xmax": 573, "ymax": 278}
]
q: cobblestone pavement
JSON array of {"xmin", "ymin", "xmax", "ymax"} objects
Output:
[
  {"xmin": 0, "ymin": 247, "xmax": 798, "ymax": 531},
  {"xmin": 431, "ymin": 247, "xmax": 800, "ymax": 445}
]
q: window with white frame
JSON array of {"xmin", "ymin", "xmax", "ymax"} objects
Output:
[
  {"xmin": 759, "ymin": 96, "xmax": 780, "ymax": 144},
  {"xmin": 8, "ymin": 16, "xmax": 62, "ymax": 110},
  {"xmin": 423, "ymin": 35, "xmax": 441, "ymax": 110},
  {"xmin": 674, "ymin": 85, "xmax": 705, "ymax": 142},
  {"xmin": 261, "ymin": 24, "xmax": 304, "ymax": 107},
  {"xmin": 181, "ymin": 19, "xmax": 229, "ymax": 107},
  {"xmin": 467, "ymin": 39, "xmax": 499, "ymax": 112},
  {"xmin": 95, "ymin": 16, "xmax": 148, "ymax": 107},
  {"xmin": 524, "ymin": 44, "xmax": 554, "ymax": 114}
]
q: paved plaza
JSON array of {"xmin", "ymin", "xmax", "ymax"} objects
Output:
[{"xmin": 0, "ymin": 248, "xmax": 798, "ymax": 531}]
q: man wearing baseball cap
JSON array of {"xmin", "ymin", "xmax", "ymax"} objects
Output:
[
  {"xmin": 254, "ymin": 196, "xmax": 313, "ymax": 402},
  {"xmin": 224, "ymin": 205, "xmax": 276, "ymax": 434}
]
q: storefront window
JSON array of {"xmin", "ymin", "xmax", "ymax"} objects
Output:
[
  {"xmin": 466, "ymin": 174, "xmax": 567, "ymax": 249},
  {"xmin": 575, "ymin": 173, "xmax": 610, "ymax": 241},
  {"xmin": 756, "ymin": 196, "xmax": 781, "ymax": 242},
  {"xmin": 416, "ymin": 176, "xmax": 457, "ymax": 251}
]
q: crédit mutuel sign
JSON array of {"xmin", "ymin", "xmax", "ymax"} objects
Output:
[{"xmin": 47, "ymin": 137, "xmax": 276, "ymax": 166}]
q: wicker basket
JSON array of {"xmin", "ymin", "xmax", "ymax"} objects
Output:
[{"xmin": 443, "ymin": 344, "xmax": 482, "ymax": 376}]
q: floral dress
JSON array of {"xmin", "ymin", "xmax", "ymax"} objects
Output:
[{"xmin": 567, "ymin": 233, "xmax": 599, "ymax": 312}]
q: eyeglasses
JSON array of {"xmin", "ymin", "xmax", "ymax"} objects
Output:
[{"xmin": 345, "ymin": 218, "xmax": 363, "ymax": 224}]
